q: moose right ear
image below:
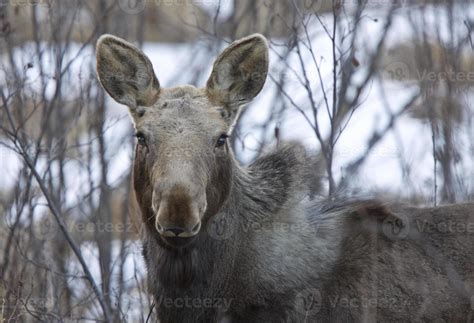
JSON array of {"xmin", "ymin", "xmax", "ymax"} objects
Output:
[
  {"xmin": 96, "ymin": 34, "xmax": 160, "ymax": 109},
  {"xmin": 206, "ymin": 34, "xmax": 269, "ymax": 124}
]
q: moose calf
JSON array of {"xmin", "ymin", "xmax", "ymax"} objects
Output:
[{"xmin": 96, "ymin": 33, "xmax": 474, "ymax": 322}]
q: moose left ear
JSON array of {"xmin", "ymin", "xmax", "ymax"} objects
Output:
[
  {"xmin": 206, "ymin": 34, "xmax": 269, "ymax": 118},
  {"xmin": 96, "ymin": 34, "xmax": 160, "ymax": 109}
]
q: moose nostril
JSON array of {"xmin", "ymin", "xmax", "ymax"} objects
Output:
[
  {"xmin": 157, "ymin": 222, "xmax": 201, "ymax": 238},
  {"xmin": 191, "ymin": 222, "xmax": 201, "ymax": 234},
  {"xmin": 156, "ymin": 223, "xmax": 164, "ymax": 233},
  {"xmin": 166, "ymin": 227, "xmax": 185, "ymax": 236}
]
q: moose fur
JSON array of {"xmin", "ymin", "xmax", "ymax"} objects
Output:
[{"xmin": 96, "ymin": 33, "xmax": 474, "ymax": 322}]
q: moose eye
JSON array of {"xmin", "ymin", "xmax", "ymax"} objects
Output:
[
  {"xmin": 136, "ymin": 132, "xmax": 146, "ymax": 145},
  {"xmin": 215, "ymin": 134, "xmax": 228, "ymax": 148}
]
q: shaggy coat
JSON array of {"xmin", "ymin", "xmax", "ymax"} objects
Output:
[{"xmin": 96, "ymin": 33, "xmax": 474, "ymax": 322}]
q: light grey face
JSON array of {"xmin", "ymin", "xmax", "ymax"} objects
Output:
[
  {"xmin": 133, "ymin": 91, "xmax": 229, "ymax": 239},
  {"xmin": 96, "ymin": 34, "xmax": 269, "ymax": 247}
]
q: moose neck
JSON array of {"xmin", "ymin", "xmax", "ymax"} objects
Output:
[
  {"xmin": 226, "ymin": 144, "xmax": 306, "ymax": 221},
  {"xmin": 142, "ymin": 144, "xmax": 307, "ymax": 292}
]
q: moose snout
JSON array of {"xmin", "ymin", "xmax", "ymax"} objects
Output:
[
  {"xmin": 156, "ymin": 219, "xmax": 201, "ymax": 238},
  {"xmin": 153, "ymin": 184, "xmax": 205, "ymax": 243}
]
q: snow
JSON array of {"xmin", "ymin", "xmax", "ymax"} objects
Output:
[{"xmin": 197, "ymin": 0, "xmax": 234, "ymax": 20}]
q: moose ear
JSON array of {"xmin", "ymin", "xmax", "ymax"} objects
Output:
[
  {"xmin": 96, "ymin": 34, "xmax": 160, "ymax": 109},
  {"xmin": 206, "ymin": 34, "xmax": 269, "ymax": 120}
]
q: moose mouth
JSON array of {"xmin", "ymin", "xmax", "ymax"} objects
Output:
[{"xmin": 160, "ymin": 235, "xmax": 198, "ymax": 248}]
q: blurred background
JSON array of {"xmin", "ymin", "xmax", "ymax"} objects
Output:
[{"xmin": 0, "ymin": 0, "xmax": 473, "ymax": 321}]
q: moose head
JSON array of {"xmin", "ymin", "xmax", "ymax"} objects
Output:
[{"xmin": 96, "ymin": 34, "xmax": 269, "ymax": 247}]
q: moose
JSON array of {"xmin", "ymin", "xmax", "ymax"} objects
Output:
[{"xmin": 96, "ymin": 34, "xmax": 474, "ymax": 322}]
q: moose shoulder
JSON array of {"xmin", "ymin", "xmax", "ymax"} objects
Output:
[{"xmin": 95, "ymin": 34, "xmax": 474, "ymax": 322}]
